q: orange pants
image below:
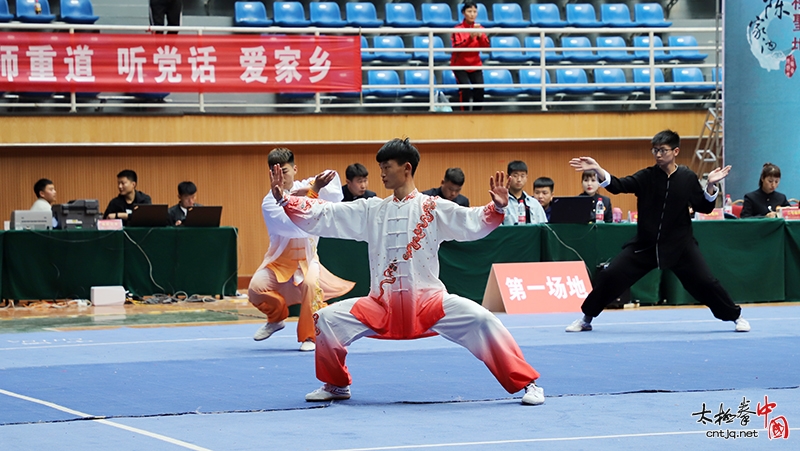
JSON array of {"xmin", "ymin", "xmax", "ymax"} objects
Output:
[{"xmin": 248, "ymin": 262, "xmax": 321, "ymax": 343}]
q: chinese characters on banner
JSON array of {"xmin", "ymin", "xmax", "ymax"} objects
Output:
[
  {"xmin": 0, "ymin": 32, "xmax": 361, "ymax": 93},
  {"xmin": 482, "ymin": 261, "xmax": 590, "ymax": 314},
  {"xmin": 692, "ymin": 395, "xmax": 790, "ymax": 440}
]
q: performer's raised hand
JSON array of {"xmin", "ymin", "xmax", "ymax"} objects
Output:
[
  {"xmin": 312, "ymin": 170, "xmax": 336, "ymax": 193},
  {"xmin": 569, "ymin": 157, "xmax": 606, "ymax": 182},
  {"xmin": 270, "ymin": 164, "xmax": 286, "ymax": 202},
  {"xmin": 707, "ymin": 165, "xmax": 732, "ymax": 185},
  {"xmin": 489, "ymin": 171, "xmax": 509, "ymax": 209}
]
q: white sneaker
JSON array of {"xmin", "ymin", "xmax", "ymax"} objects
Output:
[
  {"xmin": 299, "ymin": 340, "xmax": 316, "ymax": 352},
  {"xmin": 735, "ymin": 317, "xmax": 751, "ymax": 332},
  {"xmin": 565, "ymin": 318, "xmax": 592, "ymax": 332},
  {"xmin": 305, "ymin": 383, "xmax": 351, "ymax": 402},
  {"xmin": 253, "ymin": 321, "xmax": 285, "ymax": 341},
  {"xmin": 521, "ymin": 382, "xmax": 545, "ymax": 405}
]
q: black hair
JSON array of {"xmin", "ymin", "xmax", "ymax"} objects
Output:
[
  {"xmin": 461, "ymin": 1, "xmax": 478, "ymax": 13},
  {"xmin": 507, "ymin": 160, "xmax": 528, "ymax": 175},
  {"xmin": 581, "ymin": 170, "xmax": 597, "ymax": 181},
  {"xmin": 268, "ymin": 147, "xmax": 295, "ymax": 167},
  {"xmin": 117, "ymin": 169, "xmax": 138, "ymax": 184},
  {"xmin": 178, "ymin": 181, "xmax": 197, "ymax": 196},
  {"xmin": 652, "ymin": 129, "xmax": 680, "ymax": 150},
  {"xmin": 443, "ymin": 168, "xmax": 465, "ymax": 186},
  {"xmin": 346, "ymin": 163, "xmax": 369, "ymax": 180},
  {"xmin": 759, "ymin": 163, "xmax": 782, "ymax": 188},
  {"xmin": 534, "ymin": 177, "xmax": 554, "ymax": 191},
  {"xmin": 376, "ymin": 138, "xmax": 420, "ymax": 176},
  {"xmin": 34, "ymin": 178, "xmax": 53, "ymax": 198}
]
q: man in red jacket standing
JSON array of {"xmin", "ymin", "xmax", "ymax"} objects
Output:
[{"xmin": 451, "ymin": 1, "xmax": 489, "ymax": 111}]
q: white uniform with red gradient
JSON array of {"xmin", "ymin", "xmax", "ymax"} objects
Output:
[{"xmin": 281, "ymin": 190, "xmax": 540, "ymax": 393}]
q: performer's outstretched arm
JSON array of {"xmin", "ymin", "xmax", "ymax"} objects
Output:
[
  {"xmin": 437, "ymin": 172, "xmax": 508, "ymax": 242},
  {"xmin": 271, "ymin": 164, "xmax": 371, "ymax": 241}
]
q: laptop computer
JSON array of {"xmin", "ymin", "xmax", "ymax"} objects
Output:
[
  {"xmin": 548, "ymin": 196, "xmax": 595, "ymax": 224},
  {"xmin": 127, "ymin": 204, "xmax": 169, "ymax": 227},
  {"xmin": 181, "ymin": 206, "xmax": 223, "ymax": 227}
]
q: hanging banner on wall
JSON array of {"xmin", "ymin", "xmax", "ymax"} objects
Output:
[
  {"xmin": 725, "ymin": 1, "xmax": 800, "ymax": 201},
  {"xmin": 0, "ymin": 32, "xmax": 361, "ymax": 93}
]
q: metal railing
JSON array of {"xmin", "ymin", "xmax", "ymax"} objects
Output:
[{"xmin": 0, "ymin": 22, "xmax": 721, "ymax": 113}]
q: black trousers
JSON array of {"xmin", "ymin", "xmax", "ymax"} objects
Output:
[
  {"xmin": 582, "ymin": 242, "xmax": 741, "ymax": 321},
  {"xmin": 453, "ymin": 70, "xmax": 484, "ymax": 111},
  {"xmin": 150, "ymin": 0, "xmax": 182, "ymax": 33}
]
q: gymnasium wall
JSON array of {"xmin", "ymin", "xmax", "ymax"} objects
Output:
[{"xmin": 0, "ymin": 111, "xmax": 704, "ymax": 280}]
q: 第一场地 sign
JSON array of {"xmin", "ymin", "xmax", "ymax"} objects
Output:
[{"xmin": 482, "ymin": 261, "xmax": 591, "ymax": 314}]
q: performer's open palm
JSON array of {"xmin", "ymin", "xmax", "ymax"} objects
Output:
[
  {"xmin": 707, "ymin": 165, "xmax": 732, "ymax": 185},
  {"xmin": 489, "ymin": 171, "xmax": 509, "ymax": 208},
  {"xmin": 312, "ymin": 170, "xmax": 336, "ymax": 192},
  {"xmin": 269, "ymin": 164, "xmax": 285, "ymax": 202},
  {"xmin": 569, "ymin": 157, "xmax": 600, "ymax": 172}
]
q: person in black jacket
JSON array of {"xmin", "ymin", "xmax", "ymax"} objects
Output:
[
  {"xmin": 423, "ymin": 167, "xmax": 470, "ymax": 207},
  {"xmin": 104, "ymin": 169, "xmax": 152, "ymax": 225},
  {"xmin": 740, "ymin": 163, "xmax": 790, "ymax": 218},
  {"xmin": 168, "ymin": 181, "xmax": 202, "ymax": 226},
  {"xmin": 565, "ymin": 130, "xmax": 750, "ymax": 333},
  {"xmin": 342, "ymin": 163, "xmax": 377, "ymax": 202}
]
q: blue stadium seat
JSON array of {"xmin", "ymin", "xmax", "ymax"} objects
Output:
[
  {"xmin": 16, "ymin": 0, "xmax": 56, "ymax": 23},
  {"xmin": 361, "ymin": 36, "xmax": 377, "ymax": 63},
  {"xmin": 373, "ymin": 36, "xmax": 412, "ymax": 63},
  {"xmin": 635, "ymin": 3, "xmax": 672, "ymax": 27},
  {"xmin": 524, "ymin": 36, "xmax": 563, "ymax": 63},
  {"xmin": 633, "ymin": 35, "xmax": 671, "ymax": 62},
  {"xmin": 492, "ymin": 3, "xmax": 529, "ymax": 28},
  {"xmin": 402, "ymin": 69, "xmax": 433, "ymax": 97},
  {"xmin": 712, "ymin": 67, "xmax": 722, "ymax": 83},
  {"xmin": 412, "ymin": 36, "xmax": 449, "ymax": 63},
  {"xmin": 310, "ymin": 2, "xmax": 347, "ymax": 27},
  {"xmin": 1, "ymin": 0, "xmax": 15, "ymax": 22},
  {"xmin": 60, "ymin": 0, "xmax": 99, "ymax": 24},
  {"xmin": 483, "ymin": 69, "xmax": 519, "ymax": 96},
  {"xmin": 421, "ymin": 3, "xmax": 458, "ymax": 27},
  {"xmin": 672, "ymin": 67, "xmax": 713, "ymax": 93},
  {"xmin": 566, "ymin": 4, "xmax": 600, "ymax": 28},
  {"xmin": 593, "ymin": 68, "xmax": 633, "ymax": 94},
  {"xmin": 490, "ymin": 36, "xmax": 529, "ymax": 63},
  {"xmin": 273, "ymin": 1, "xmax": 311, "ymax": 27},
  {"xmin": 385, "ymin": 3, "xmax": 423, "ymax": 27},
  {"xmin": 365, "ymin": 70, "xmax": 400, "ymax": 97},
  {"xmin": 600, "ymin": 4, "xmax": 636, "ymax": 27},
  {"xmin": 596, "ymin": 36, "xmax": 634, "ymax": 63},
  {"xmin": 519, "ymin": 68, "xmax": 555, "ymax": 95},
  {"xmin": 556, "ymin": 68, "xmax": 593, "ymax": 94},
  {"xmin": 632, "ymin": 67, "xmax": 672, "ymax": 93},
  {"xmin": 442, "ymin": 70, "xmax": 459, "ymax": 95},
  {"xmin": 667, "ymin": 36, "xmax": 708, "ymax": 62},
  {"xmin": 346, "ymin": 3, "xmax": 383, "ymax": 27},
  {"xmin": 530, "ymin": 3, "xmax": 566, "ymax": 28},
  {"xmin": 561, "ymin": 36, "xmax": 601, "ymax": 63},
  {"xmin": 234, "ymin": 2, "xmax": 272, "ymax": 27},
  {"xmin": 457, "ymin": 3, "xmax": 494, "ymax": 27}
]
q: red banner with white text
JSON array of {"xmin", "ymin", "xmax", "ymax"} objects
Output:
[{"xmin": 0, "ymin": 32, "xmax": 362, "ymax": 93}]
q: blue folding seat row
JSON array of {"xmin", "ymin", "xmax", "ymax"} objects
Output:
[
  {"xmin": 233, "ymin": 2, "xmax": 672, "ymax": 29},
  {"xmin": 350, "ymin": 66, "xmax": 715, "ymax": 99},
  {"xmin": 489, "ymin": 35, "xmax": 707, "ymax": 64},
  {"xmin": 1, "ymin": 0, "xmax": 99, "ymax": 24},
  {"xmin": 360, "ymin": 34, "xmax": 707, "ymax": 65}
]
